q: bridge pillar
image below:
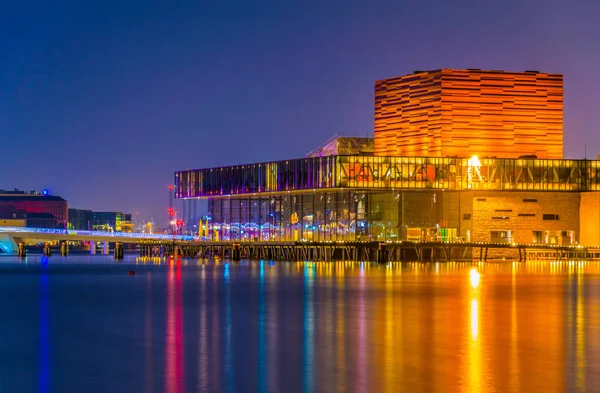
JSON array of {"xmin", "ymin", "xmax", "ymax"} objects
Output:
[
  {"xmin": 114, "ymin": 242, "xmax": 124, "ymax": 260},
  {"xmin": 18, "ymin": 243, "xmax": 26, "ymax": 258},
  {"xmin": 102, "ymin": 241, "xmax": 109, "ymax": 255},
  {"xmin": 90, "ymin": 241, "xmax": 96, "ymax": 255},
  {"xmin": 232, "ymin": 243, "xmax": 241, "ymax": 261},
  {"xmin": 60, "ymin": 242, "xmax": 69, "ymax": 256},
  {"xmin": 377, "ymin": 243, "xmax": 388, "ymax": 264},
  {"xmin": 43, "ymin": 243, "xmax": 52, "ymax": 257}
]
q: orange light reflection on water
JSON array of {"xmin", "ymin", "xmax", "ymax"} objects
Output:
[{"xmin": 309, "ymin": 261, "xmax": 600, "ymax": 392}]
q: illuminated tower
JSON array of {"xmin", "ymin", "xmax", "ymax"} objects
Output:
[
  {"xmin": 168, "ymin": 185, "xmax": 174, "ymax": 224},
  {"xmin": 374, "ymin": 69, "xmax": 564, "ymax": 159}
]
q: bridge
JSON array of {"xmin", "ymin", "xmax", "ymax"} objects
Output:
[
  {"xmin": 1, "ymin": 226, "xmax": 599, "ymax": 261},
  {"xmin": 0, "ymin": 226, "xmax": 197, "ymax": 254}
]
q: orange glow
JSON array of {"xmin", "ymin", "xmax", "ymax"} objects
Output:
[
  {"xmin": 470, "ymin": 268, "xmax": 480, "ymax": 289},
  {"xmin": 165, "ymin": 262, "xmax": 184, "ymax": 393},
  {"xmin": 374, "ymin": 69, "xmax": 563, "ymax": 159}
]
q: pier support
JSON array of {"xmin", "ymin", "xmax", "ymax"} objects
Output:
[
  {"xmin": 18, "ymin": 243, "xmax": 26, "ymax": 258},
  {"xmin": 114, "ymin": 242, "xmax": 124, "ymax": 260},
  {"xmin": 102, "ymin": 241, "xmax": 109, "ymax": 255},
  {"xmin": 232, "ymin": 243, "xmax": 241, "ymax": 261},
  {"xmin": 89, "ymin": 241, "xmax": 96, "ymax": 255},
  {"xmin": 43, "ymin": 243, "xmax": 52, "ymax": 257},
  {"xmin": 60, "ymin": 242, "xmax": 69, "ymax": 256},
  {"xmin": 376, "ymin": 243, "xmax": 388, "ymax": 264}
]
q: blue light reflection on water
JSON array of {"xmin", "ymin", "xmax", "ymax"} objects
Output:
[
  {"xmin": 224, "ymin": 262, "xmax": 234, "ymax": 393},
  {"xmin": 258, "ymin": 260, "xmax": 266, "ymax": 393},
  {"xmin": 303, "ymin": 262, "xmax": 315, "ymax": 393},
  {"xmin": 0, "ymin": 255, "xmax": 599, "ymax": 392},
  {"xmin": 39, "ymin": 256, "xmax": 49, "ymax": 393}
]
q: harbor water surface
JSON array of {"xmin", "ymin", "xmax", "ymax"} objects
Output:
[{"xmin": 1, "ymin": 255, "xmax": 599, "ymax": 393}]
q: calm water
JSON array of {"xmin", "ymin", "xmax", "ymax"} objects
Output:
[{"xmin": 0, "ymin": 255, "xmax": 599, "ymax": 393}]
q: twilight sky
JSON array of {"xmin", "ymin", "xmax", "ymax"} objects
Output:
[{"xmin": 2, "ymin": 0, "xmax": 600, "ymax": 226}]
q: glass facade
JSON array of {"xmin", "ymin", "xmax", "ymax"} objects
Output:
[
  {"xmin": 206, "ymin": 190, "xmax": 456, "ymax": 242},
  {"xmin": 176, "ymin": 156, "xmax": 600, "ymax": 198}
]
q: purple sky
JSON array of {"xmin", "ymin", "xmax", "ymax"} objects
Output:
[{"xmin": 2, "ymin": 0, "xmax": 599, "ymax": 225}]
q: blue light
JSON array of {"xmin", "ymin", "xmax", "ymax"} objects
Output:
[{"xmin": 42, "ymin": 189, "xmax": 48, "ymax": 196}]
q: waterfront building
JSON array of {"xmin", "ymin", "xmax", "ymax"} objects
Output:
[
  {"xmin": 68, "ymin": 209, "xmax": 133, "ymax": 232},
  {"xmin": 0, "ymin": 189, "xmax": 68, "ymax": 229},
  {"xmin": 90, "ymin": 211, "xmax": 133, "ymax": 232},
  {"xmin": 0, "ymin": 206, "xmax": 27, "ymax": 227},
  {"xmin": 68, "ymin": 208, "xmax": 93, "ymax": 230},
  {"xmin": 174, "ymin": 69, "xmax": 600, "ymax": 246}
]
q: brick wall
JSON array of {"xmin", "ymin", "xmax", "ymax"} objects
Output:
[
  {"xmin": 580, "ymin": 192, "xmax": 600, "ymax": 246},
  {"xmin": 470, "ymin": 192, "xmax": 579, "ymax": 243},
  {"xmin": 467, "ymin": 191, "xmax": 579, "ymax": 259}
]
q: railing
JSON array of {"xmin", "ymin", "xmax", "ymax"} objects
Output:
[{"xmin": 0, "ymin": 227, "xmax": 197, "ymax": 241}]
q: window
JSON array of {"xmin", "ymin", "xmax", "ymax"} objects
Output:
[
  {"xmin": 495, "ymin": 209, "xmax": 512, "ymax": 212},
  {"xmin": 477, "ymin": 198, "xmax": 486, "ymax": 201},
  {"xmin": 533, "ymin": 231, "xmax": 543, "ymax": 243},
  {"xmin": 492, "ymin": 216, "xmax": 509, "ymax": 220},
  {"xmin": 491, "ymin": 230, "xmax": 513, "ymax": 243},
  {"xmin": 463, "ymin": 213, "xmax": 471, "ymax": 220},
  {"xmin": 518, "ymin": 213, "xmax": 535, "ymax": 217},
  {"xmin": 523, "ymin": 198, "xmax": 537, "ymax": 202},
  {"xmin": 542, "ymin": 214, "xmax": 559, "ymax": 220}
]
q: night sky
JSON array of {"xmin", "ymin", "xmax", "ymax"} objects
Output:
[{"xmin": 2, "ymin": 0, "xmax": 599, "ymax": 226}]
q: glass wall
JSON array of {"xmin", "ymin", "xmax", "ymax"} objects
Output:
[
  {"xmin": 337, "ymin": 156, "xmax": 594, "ymax": 191},
  {"xmin": 207, "ymin": 191, "xmax": 359, "ymax": 242},
  {"xmin": 176, "ymin": 156, "xmax": 600, "ymax": 198},
  {"xmin": 206, "ymin": 190, "xmax": 459, "ymax": 242},
  {"xmin": 176, "ymin": 156, "xmax": 337, "ymax": 198}
]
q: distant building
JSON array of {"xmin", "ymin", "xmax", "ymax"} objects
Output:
[
  {"xmin": 0, "ymin": 189, "xmax": 67, "ymax": 228},
  {"xmin": 0, "ymin": 206, "xmax": 27, "ymax": 227},
  {"xmin": 68, "ymin": 209, "xmax": 133, "ymax": 232},
  {"xmin": 26, "ymin": 213, "xmax": 61, "ymax": 229},
  {"xmin": 68, "ymin": 208, "xmax": 93, "ymax": 230},
  {"xmin": 91, "ymin": 211, "xmax": 133, "ymax": 232}
]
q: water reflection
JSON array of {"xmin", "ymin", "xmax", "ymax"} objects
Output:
[
  {"xmin": 39, "ymin": 256, "xmax": 49, "ymax": 393},
  {"xmin": 258, "ymin": 261, "xmax": 266, "ymax": 393},
  {"xmin": 18, "ymin": 258, "xmax": 600, "ymax": 392},
  {"xmin": 198, "ymin": 265, "xmax": 208, "ymax": 392},
  {"xmin": 303, "ymin": 263, "xmax": 315, "ymax": 393},
  {"xmin": 145, "ymin": 273, "xmax": 153, "ymax": 393},
  {"xmin": 224, "ymin": 263, "xmax": 233, "ymax": 393},
  {"xmin": 165, "ymin": 259, "xmax": 185, "ymax": 393},
  {"xmin": 466, "ymin": 267, "xmax": 481, "ymax": 393}
]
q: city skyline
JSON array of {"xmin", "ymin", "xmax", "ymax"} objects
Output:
[{"xmin": 2, "ymin": 0, "xmax": 600, "ymax": 224}]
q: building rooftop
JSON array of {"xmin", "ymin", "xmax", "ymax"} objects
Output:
[
  {"xmin": 0, "ymin": 195, "xmax": 66, "ymax": 202},
  {"xmin": 27, "ymin": 212, "xmax": 58, "ymax": 219}
]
